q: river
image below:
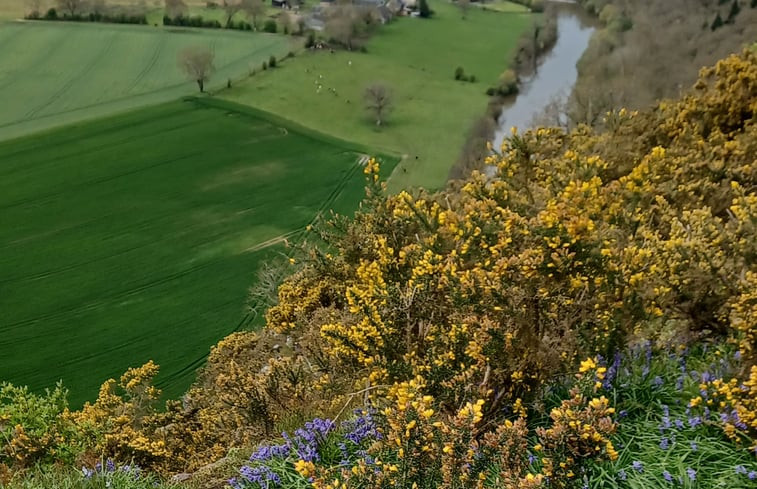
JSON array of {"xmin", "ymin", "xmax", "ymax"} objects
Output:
[{"xmin": 492, "ymin": 0, "xmax": 596, "ymax": 149}]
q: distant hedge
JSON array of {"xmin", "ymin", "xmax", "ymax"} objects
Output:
[
  {"xmin": 27, "ymin": 8, "xmax": 148, "ymax": 25},
  {"xmin": 163, "ymin": 15, "xmax": 253, "ymax": 31}
]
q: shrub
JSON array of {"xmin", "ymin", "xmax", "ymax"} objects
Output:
[
  {"xmin": 263, "ymin": 19, "xmax": 277, "ymax": 33},
  {"xmin": 0, "ymin": 383, "xmax": 84, "ymax": 469},
  {"xmin": 305, "ymin": 31, "xmax": 316, "ymax": 48},
  {"xmin": 44, "ymin": 8, "xmax": 57, "ymax": 20},
  {"xmin": 268, "ymin": 55, "xmax": 277, "ymax": 68},
  {"xmin": 454, "ymin": 66, "xmax": 465, "ymax": 80},
  {"xmin": 262, "ymin": 61, "xmax": 268, "ymax": 70}
]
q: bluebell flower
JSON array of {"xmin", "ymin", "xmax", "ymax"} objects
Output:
[
  {"xmin": 734, "ymin": 465, "xmax": 747, "ymax": 475},
  {"xmin": 663, "ymin": 470, "xmax": 673, "ymax": 482},
  {"xmin": 674, "ymin": 418, "xmax": 684, "ymax": 429},
  {"xmin": 617, "ymin": 469, "xmax": 627, "ymax": 481},
  {"xmin": 689, "ymin": 441, "xmax": 698, "ymax": 451},
  {"xmin": 660, "ymin": 437, "xmax": 670, "ymax": 450},
  {"xmin": 686, "ymin": 468, "xmax": 696, "ymax": 480},
  {"xmin": 653, "ymin": 376, "xmax": 664, "ymax": 387},
  {"xmin": 749, "ymin": 471, "xmax": 757, "ymax": 480},
  {"xmin": 81, "ymin": 467, "xmax": 93, "ymax": 479},
  {"xmin": 688, "ymin": 416, "xmax": 702, "ymax": 428},
  {"xmin": 632, "ymin": 461, "xmax": 644, "ymax": 473}
]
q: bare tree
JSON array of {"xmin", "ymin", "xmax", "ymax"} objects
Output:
[
  {"xmin": 164, "ymin": 0, "xmax": 188, "ymax": 18},
  {"xmin": 244, "ymin": 0, "xmax": 266, "ymax": 29},
  {"xmin": 457, "ymin": 0, "xmax": 471, "ymax": 19},
  {"xmin": 92, "ymin": 0, "xmax": 107, "ymax": 15},
  {"xmin": 178, "ymin": 46, "xmax": 215, "ymax": 93},
  {"xmin": 364, "ymin": 83, "xmax": 393, "ymax": 126},
  {"xmin": 56, "ymin": 0, "xmax": 85, "ymax": 16},
  {"xmin": 25, "ymin": 0, "xmax": 44, "ymax": 17},
  {"xmin": 222, "ymin": 0, "xmax": 242, "ymax": 27},
  {"xmin": 325, "ymin": 5, "xmax": 362, "ymax": 50}
]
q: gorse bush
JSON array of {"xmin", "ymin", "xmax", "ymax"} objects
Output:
[{"xmin": 0, "ymin": 51, "xmax": 755, "ymax": 485}]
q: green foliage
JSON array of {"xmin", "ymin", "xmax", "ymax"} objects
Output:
[
  {"xmin": 419, "ymin": 0, "xmax": 433, "ymax": 18},
  {"xmin": 1, "ymin": 466, "xmax": 175, "ymax": 489},
  {"xmin": 263, "ymin": 19, "xmax": 277, "ymax": 33},
  {"xmin": 269, "ymin": 55, "xmax": 277, "ymax": 68},
  {"xmin": 582, "ymin": 347, "xmax": 757, "ymax": 488},
  {"xmin": 0, "ymin": 382, "xmax": 85, "ymax": 469}
]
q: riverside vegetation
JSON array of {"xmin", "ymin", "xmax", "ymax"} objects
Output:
[{"xmin": 1, "ymin": 48, "xmax": 756, "ymax": 489}]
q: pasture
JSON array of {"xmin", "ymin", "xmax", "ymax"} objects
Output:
[
  {"xmin": 0, "ymin": 21, "xmax": 293, "ymax": 141},
  {"xmin": 0, "ymin": 97, "xmax": 394, "ymax": 405},
  {"xmin": 222, "ymin": 1, "xmax": 533, "ymax": 190}
]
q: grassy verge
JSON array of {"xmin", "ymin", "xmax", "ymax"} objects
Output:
[
  {"xmin": 0, "ymin": 97, "xmax": 395, "ymax": 405},
  {"xmin": 221, "ymin": 1, "xmax": 533, "ymax": 191}
]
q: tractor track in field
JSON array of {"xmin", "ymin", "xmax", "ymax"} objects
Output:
[
  {"xmin": 0, "ymin": 28, "xmax": 70, "ymax": 94},
  {"xmin": 123, "ymin": 31, "xmax": 168, "ymax": 96},
  {"xmin": 23, "ymin": 32, "xmax": 117, "ymax": 120}
]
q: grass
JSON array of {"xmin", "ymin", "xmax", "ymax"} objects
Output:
[
  {"xmin": 0, "ymin": 97, "xmax": 395, "ymax": 406},
  {"xmin": 221, "ymin": 1, "xmax": 533, "ymax": 191},
  {"xmin": 0, "ymin": 20, "xmax": 294, "ymax": 141},
  {"xmin": 583, "ymin": 347, "xmax": 757, "ymax": 488}
]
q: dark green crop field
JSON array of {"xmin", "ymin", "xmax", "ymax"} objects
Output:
[{"xmin": 0, "ymin": 97, "xmax": 393, "ymax": 405}]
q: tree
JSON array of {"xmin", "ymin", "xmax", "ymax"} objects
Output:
[
  {"xmin": 92, "ymin": 0, "xmax": 107, "ymax": 15},
  {"xmin": 325, "ymin": 5, "xmax": 361, "ymax": 50},
  {"xmin": 726, "ymin": 0, "xmax": 741, "ymax": 23},
  {"xmin": 24, "ymin": 0, "xmax": 44, "ymax": 17},
  {"xmin": 165, "ymin": 0, "xmax": 188, "ymax": 18},
  {"xmin": 711, "ymin": 11, "xmax": 724, "ymax": 30},
  {"xmin": 363, "ymin": 82, "xmax": 393, "ymax": 126},
  {"xmin": 222, "ymin": 0, "xmax": 243, "ymax": 27},
  {"xmin": 178, "ymin": 46, "xmax": 215, "ymax": 93},
  {"xmin": 457, "ymin": 0, "xmax": 470, "ymax": 19},
  {"xmin": 244, "ymin": 0, "xmax": 266, "ymax": 29},
  {"xmin": 419, "ymin": 0, "xmax": 432, "ymax": 18},
  {"xmin": 56, "ymin": 0, "xmax": 84, "ymax": 16}
]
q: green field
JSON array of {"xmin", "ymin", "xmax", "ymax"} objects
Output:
[
  {"xmin": 0, "ymin": 21, "xmax": 293, "ymax": 141},
  {"xmin": 222, "ymin": 1, "xmax": 533, "ymax": 190},
  {"xmin": 0, "ymin": 97, "xmax": 394, "ymax": 405}
]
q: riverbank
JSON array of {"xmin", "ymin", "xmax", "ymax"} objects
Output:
[{"xmin": 451, "ymin": 0, "xmax": 596, "ymax": 179}]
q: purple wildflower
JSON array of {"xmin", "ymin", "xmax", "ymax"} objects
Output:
[
  {"xmin": 674, "ymin": 418, "xmax": 684, "ymax": 429},
  {"xmin": 632, "ymin": 461, "xmax": 644, "ymax": 473},
  {"xmin": 686, "ymin": 468, "xmax": 696, "ymax": 480},
  {"xmin": 617, "ymin": 469, "xmax": 627, "ymax": 481},
  {"xmin": 690, "ymin": 441, "xmax": 698, "ymax": 451},
  {"xmin": 660, "ymin": 437, "xmax": 670, "ymax": 450},
  {"xmin": 688, "ymin": 416, "xmax": 702, "ymax": 428},
  {"xmin": 81, "ymin": 467, "xmax": 94, "ymax": 479},
  {"xmin": 105, "ymin": 459, "xmax": 116, "ymax": 472},
  {"xmin": 734, "ymin": 465, "xmax": 747, "ymax": 475},
  {"xmin": 749, "ymin": 471, "xmax": 757, "ymax": 480},
  {"xmin": 653, "ymin": 376, "xmax": 664, "ymax": 387},
  {"xmin": 663, "ymin": 470, "xmax": 673, "ymax": 482}
]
